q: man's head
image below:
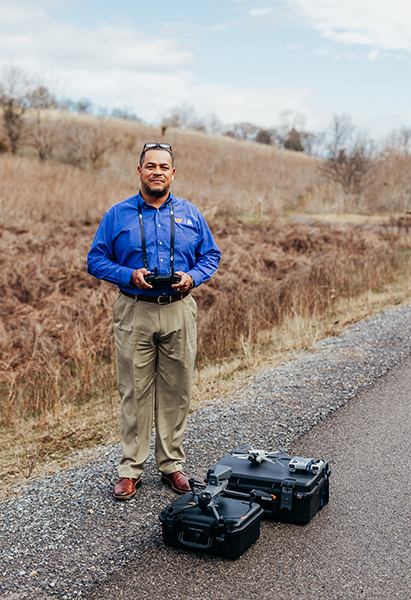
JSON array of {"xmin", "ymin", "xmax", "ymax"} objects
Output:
[
  {"xmin": 138, "ymin": 142, "xmax": 175, "ymax": 201},
  {"xmin": 139, "ymin": 142, "xmax": 174, "ymax": 168}
]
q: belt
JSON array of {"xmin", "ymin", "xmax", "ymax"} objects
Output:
[{"xmin": 120, "ymin": 289, "xmax": 190, "ymax": 305}]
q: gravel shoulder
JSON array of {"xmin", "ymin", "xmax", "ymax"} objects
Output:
[{"xmin": 2, "ymin": 303, "xmax": 411, "ymax": 600}]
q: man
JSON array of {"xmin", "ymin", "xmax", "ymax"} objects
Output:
[{"xmin": 87, "ymin": 142, "xmax": 220, "ymax": 499}]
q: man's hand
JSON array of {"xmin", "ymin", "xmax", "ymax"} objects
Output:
[
  {"xmin": 172, "ymin": 271, "xmax": 194, "ymax": 293},
  {"xmin": 130, "ymin": 268, "xmax": 153, "ymax": 290}
]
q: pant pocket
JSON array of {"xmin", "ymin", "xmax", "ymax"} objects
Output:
[{"xmin": 113, "ymin": 293, "xmax": 135, "ymax": 332}]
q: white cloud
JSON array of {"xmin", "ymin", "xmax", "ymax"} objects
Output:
[
  {"xmin": 209, "ymin": 22, "xmax": 230, "ymax": 31},
  {"xmin": 285, "ymin": 0, "xmax": 411, "ymax": 52},
  {"xmin": 187, "ymin": 82, "xmax": 312, "ymax": 127},
  {"xmin": 249, "ymin": 8, "xmax": 274, "ymax": 17},
  {"xmin": 0, "ymin": 4, "xmax": 194, "ymax": 72},
  {"xmin": 367, "ymin": 49, "xmax": 379, "ymax": 61},
  {"xmin": 0, "ymin": 0, "xmax": 199, "ymax": 121},
  {"xmin": 0, "ymin": 1, "xmax": 194, "ymax": 90},
  {"xmin": 311, "ymin": 48, "xmax": 340, "ymax": 59},
  {"xmin": 0, "ymin": 0, "xmax": 312, "ymax": 126}
]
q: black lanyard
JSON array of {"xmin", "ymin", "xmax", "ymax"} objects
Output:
[{"xmin": 137, "ymin": 200, "xmax": 175, "ymax": 273}]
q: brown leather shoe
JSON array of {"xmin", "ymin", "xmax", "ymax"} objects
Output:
[
  {"xmin": 113, "ymin": 477, "xmax": 142, "ymax": 500},
  {"xmin": 161, "ymin": 470, "xmax": 191, "ymax": 494}
]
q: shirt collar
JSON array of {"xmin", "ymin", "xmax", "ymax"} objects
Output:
[{"xmin": 137, "ymin": 191, "xmax": 173, "ymax": 209}]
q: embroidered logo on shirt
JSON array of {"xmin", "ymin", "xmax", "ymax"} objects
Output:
[{"xmin": 175, "ymin": 217, "xmax": 194, "ymax": 226}]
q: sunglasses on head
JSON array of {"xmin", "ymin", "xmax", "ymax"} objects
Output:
[{"xmin": 142, "ymin": 143, "xmax": 173, "ymax": 152}]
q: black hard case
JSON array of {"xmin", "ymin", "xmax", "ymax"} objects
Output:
[
  {"xmin": 159, "ymin": 491, "xmax": 264, "ymax": 559},
  {"xmin": 215, "ymin": 450, "xmax": 330, "ymax": 524}
]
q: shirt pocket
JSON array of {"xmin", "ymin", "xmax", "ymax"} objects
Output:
[{"xmin": 174, "ymin": 219, "xmax": 198, "ymax": 253}]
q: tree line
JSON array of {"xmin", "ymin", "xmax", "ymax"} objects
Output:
[
  {"xmin": 1, "ymin": 65, "xmax": 411, "ymax": 206},
  {"xmin": 0, "ymin": 66, "xmax": 139, "ymax": 167}
]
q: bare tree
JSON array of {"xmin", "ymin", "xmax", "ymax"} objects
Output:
[
  {"xmin": 326, "ymin": 114, "xmax": 354, "ymax": 160},
  {"xmin": 76, "ymin": 98, "xmax": 93, "ymax": 114},
  {"xmin": 321, "ymin": 115, "xmax": 374, "ymax": 195},
  {"xmin": 162, "ymin": 103, "xmax": 201, "ymax": 130},
  {"xmin": 398, "ymin": 127, "xmax": 411, "ymax": 153},
  {"xmin": 284, "ymin": 128, "xmax": 304, "ymax": 152},
  {"xmin": 110, "ymin": 106, "xmax": 140, "ymax": 121},
  {"xmin": 87, "ymin": 124, "xmax": 111, "ymax": 169},
  {"xmin": 371, "ymin": 127, "xmax": 411, "ymax": 214},
  {"xmin": 385, "ymin": 126, "xmax": 411, "ymax": 155},
  {"xmin": 275, "ymin": 111, "xmax": 305, "ymax": 146},
  {"xmin": 59, "ymin": 122, "xmax": 87, "ymax": 168},
  {"xmin": 322, "ymin": 140, "xmax": 374, "ymax": 195},
  {"xmin": 273, "ymin": 110, "xmax": 319, "ymax": 153},
  {"xmin": 61, "ymin": 122, "xmax": 111, "ymax": 170},
  {"xmin": 59, "ymin": 97, "xmax": 93, "ymax": 114},
  {"xmin": 0, "ymin": 66, "xmax": 31, "ymax": 154},
  {"xmin": 26, "ymin": 85, "xmax": 59, "ymax": 161},
  {"xmin": 224, "ymin": 122, "xmax": 260, "ymax": 141},
  {"xmin": 300, "ymin": 131, "xmax": 324, "ymax": 155},
  {"xmin": 205, "ymin": 112, "xmax": 223, "ymax": 135},
  {"xmin": 255, "ymin": 128, "xmax": 274, "ymax": 145}
]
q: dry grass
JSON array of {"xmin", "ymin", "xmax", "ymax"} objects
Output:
[
  {"xmin": 0, "ymin": 154, "xmax": 136, "ymax": 227},
  {"xmin": 1, "ymin": 113, "xmax": 319, "ymax": 225},
  {"xmin": 300, "ymin": 214, "xmax": 391, "ymax": 225},
  {"xmin": 194, "ymin": 218, "xmax": 411, "ymax": 359},
  {"xmin": 193, "ymin": 274, "xmax": 411, "ymax": 404},
  {"xmin": 2, "ymin": 271, "xmax": 411, "ymax": 501},
  {"xmin": 3, "ymin": 110, "xmax": 410, "ymax": 219},
  {"xmin": 1, "ymin": 116, "xmax": 411, "ymax": 498},
  {"xmin": 1, "ymin": 215, "xmax": 409, "ymax": 426}
]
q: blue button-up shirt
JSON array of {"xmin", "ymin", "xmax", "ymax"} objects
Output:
[{"xmin": 87, "ymin": 192, "xmax": 221, "ymax": 295}]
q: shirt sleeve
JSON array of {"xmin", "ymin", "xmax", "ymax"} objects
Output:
[
  {"xmin": 87, "ymin": 210, "xmax": 135, "ymax": 288},
  {"xmin": 186, "ymin": 211, "xmax": 221, "ymax": 287}
]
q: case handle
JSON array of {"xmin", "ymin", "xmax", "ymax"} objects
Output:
[{"xmin": 178, "ymin": 531, "xmax": 213, "ymax": 549}]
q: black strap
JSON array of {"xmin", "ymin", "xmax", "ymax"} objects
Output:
[{"xmin": 137, "ymin": 200, "xmax": 175, "ymax": 275}]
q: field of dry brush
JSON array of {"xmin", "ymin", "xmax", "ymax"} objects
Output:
[{"xmin": 1, "ymin": 118, "xmax": 411, "ymax": 432}]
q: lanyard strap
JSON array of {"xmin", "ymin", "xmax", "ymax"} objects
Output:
[{"xmin": 137, "ymin": 200, "xmax": 175, "ymax": 273}]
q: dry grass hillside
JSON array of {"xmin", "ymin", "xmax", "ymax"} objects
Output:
[
  {"xmin": 1, "ymin": 114, "xmax": 411, "ymax": 489},
  {"xmin": 0, "ymin": 114, "xmax": 318, "ymax": 226}
]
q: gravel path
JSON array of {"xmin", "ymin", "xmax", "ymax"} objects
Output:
[
  {"xmin": 90, "ymin": 350, "xmax": 411, "ymax": 600},
  {"xmin": 2, "ymin": 304, "xmax": 411, "ymax": 600}
]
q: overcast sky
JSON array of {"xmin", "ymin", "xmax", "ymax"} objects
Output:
[{"xmin": 1, "ymin": 0, "xmax": 410, "ymax": 139}]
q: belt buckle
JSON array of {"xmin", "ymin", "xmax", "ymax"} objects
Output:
[{"xmin": 157, "ymin": 295, "xmax": 170, "ymax": 305}]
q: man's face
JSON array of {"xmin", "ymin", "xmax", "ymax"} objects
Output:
[{"xmin": 137, "ymin": 150, "xmax": 175, "ymax": 198}]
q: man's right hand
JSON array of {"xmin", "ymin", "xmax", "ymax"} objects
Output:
[{"xmin": 130, "ymin": 268, "xmax": 153, "ymax": 290}]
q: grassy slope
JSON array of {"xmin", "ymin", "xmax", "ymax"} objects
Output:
[{"xmin": 1, "ymin": 116, "xmax": 411, "ymax": 498}]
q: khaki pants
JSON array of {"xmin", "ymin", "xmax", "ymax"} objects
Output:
[{"xmin": 113, "ymin": 291, "xmax": 197, "ymax": 479}]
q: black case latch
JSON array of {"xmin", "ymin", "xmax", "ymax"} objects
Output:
[{"xmin": 280, "ymin": 479, "xmax": 296, "ymax": 510}]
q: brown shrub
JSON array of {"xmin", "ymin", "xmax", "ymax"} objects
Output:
[
  {"xmin": 364, "ymin": 147, "xmax": 411, "ymax": 214},
  {"xmin": 0, "ymin": 222, "xmax": 117, "ymax": 424},
  {"xmin": 0, "ymin": 216, "xmax": 408, "ymax": 424},
  {"xmin": 2, "ymin": 113, "xmax": 319, "ymax": 220},
  {"xmin": 0, "ymin": 154, "xmax": 137, "ymax": 228},
  {"xmin": 193, "ymin": 221, "xmax": 405, "ymax": 359},
  {"xmin": 5, "ymin": 110, "xmax": 411, "ymax": 217},
  {"xmin": 0, "ymin": 129, "xmax": 410, "ymax": 423}
]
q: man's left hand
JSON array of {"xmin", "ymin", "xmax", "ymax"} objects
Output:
[{"xmin": 172, "ymin": 272, "xmax": 194, "ymax": 293}]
